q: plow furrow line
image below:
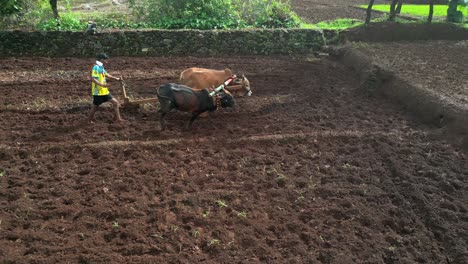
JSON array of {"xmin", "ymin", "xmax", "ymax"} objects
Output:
[
  {"xmin": 0, "ymin": 130, "xmax": 424, "ymax": 152},
  {"xmin": 88, "ymin": 130, "xmax": 418, "ymax": 148}
]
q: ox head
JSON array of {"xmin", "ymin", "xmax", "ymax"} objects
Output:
[
  {"xmin": 215, "ymin": 88, "xmax": 235, "ymax": 108},
  {"xmin": 233, "ymin": 74, "xmax": 252, "ymax": 96}
]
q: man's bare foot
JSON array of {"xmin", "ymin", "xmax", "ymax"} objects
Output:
[{"xmin": 116, "ymin": 118, "xmax": 126, "ymax": 123}]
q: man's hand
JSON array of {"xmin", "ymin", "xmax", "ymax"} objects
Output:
[{"xmin": 109, "ymin": 75, "xmax": 121, "ymax": 81}]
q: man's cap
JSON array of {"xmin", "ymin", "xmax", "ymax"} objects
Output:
[{"xmin": 96, "ymin": 53, "xmax": 109, "ymax": 61}]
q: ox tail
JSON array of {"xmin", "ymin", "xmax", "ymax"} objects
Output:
[{"xmin": 179, "ymin": 69, "xmax": 188, "ymax": 82}]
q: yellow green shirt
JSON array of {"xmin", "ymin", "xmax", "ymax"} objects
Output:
[{"xmin": 91, "ymin": 64, "xmax": 109, "ymax": 96}]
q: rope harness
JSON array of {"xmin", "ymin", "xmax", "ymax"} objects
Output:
[{"xmin": 208, "ymin": 75, "xmax": 237, "ymax": 97}]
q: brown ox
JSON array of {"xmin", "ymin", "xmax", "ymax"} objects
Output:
[{"xmin": 179, "ymin": 67, "xmax": 252, "ymax": 97}]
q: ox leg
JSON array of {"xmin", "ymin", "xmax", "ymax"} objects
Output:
[
  {"xmin": 158, "ymin": 109, "xmax": 168, "ymax": 131},
  {"xmin": 186, "ymin": 112, "xmax": 202, "ymax": 130},
  {"xmin": 158, "ymin": 99, "xmax": 174, "ymax": 131}
]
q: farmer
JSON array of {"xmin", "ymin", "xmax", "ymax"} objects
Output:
[{"xmin": 87, "ymin": 53, "xmax": 124, "ymax": 123}]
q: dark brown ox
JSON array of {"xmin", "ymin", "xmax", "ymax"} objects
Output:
[
  {"xmin": 156, "ymin": 83, "xmax": 235, "ymax": 130},
  {"xmin": 179, "ymin": 67, "xmax": 252, "ymax": 97}
]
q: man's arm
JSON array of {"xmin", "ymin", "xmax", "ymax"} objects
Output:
[
  {"xmin": 91, "ymin": 77, "xmax": 107, "ymax": 87},
  {"xmin": 107, "ymin": 73, "xmax": 121, "ymax": 81},
  {"xmin": 91, "ymin": 66, "xmax": 110, "ymax": 86}
]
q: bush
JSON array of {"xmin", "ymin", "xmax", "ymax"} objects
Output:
[
  {"xmin": 129, "ymin": 0, "xmax": 301, "ymax": 29},
  {"xmin": 37, "ymin": 12, "xmax": 83, "ymax": 31},
  {"xmin": 83, "ymin": 12, "xmax": 155, "ymax": 29},
  {"xmin": 244, "ymin": 0, "xmax": 301, "ymax": 28},
  {"xmin": 0, "ymin": 0, "xmax": 24, "ymax": 17},
  {"xmin": 1, "ymin": 0, "xmax": 51, "ymax": 29}
]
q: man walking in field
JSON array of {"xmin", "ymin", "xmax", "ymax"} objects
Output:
[{"xmin": 87, "ymin": 53, "xmax": 124, "ymax": 123}]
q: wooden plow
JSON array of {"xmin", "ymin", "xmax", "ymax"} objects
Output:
[{"xmin": 120, "ymin": 78, "xmax": 158, "ymax": 110}]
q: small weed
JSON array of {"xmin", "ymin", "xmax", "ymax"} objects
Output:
[
  {"xmin": 388, "ymin": 246, "xmax": 397, "ymax": 252},
  {"xmin": 267, "ymin": 167, "xmax": 288, "ymax": 181},
  {"xmin": 202, "ymin": 210, "xmax": 210, "ymax": 218},
  {"xmin": 0, "ymin": 169, "xmax": 5, "ymax": 177},
  {"xmin": 112, "ymin": 221, "xmax": 119, "ymax": 228},
  {"xmin": 192, "ymin": 230, "xmax": 200, "ymax": 238},
  {"xmin": 208, "ymin": 239, "xmax": 220, "ymax": 247},
  {"xmin": 240, "ymin": 157, "xmax": 249, "ymax": 165},
  {"xmin": 151, "ymin": 234, "xmax": 164, "ymax": 239},
  {"xmin": 276, "ymin": 174, "xmax": 287, "ymax": 181},
  {"xmin": 171, "ymin": 225, "xmax": 179, "ymax": 232},
  {"xmin": 343, "ymin": 163, "xmax": 352, "ymax": 169},
  {"xmin": 295, "ymin": 194, "xmax": 305, "ymax": 203},
  {"xmin": 216, "ymin": 200, "xmax": 228, "ymax": 208},
  {"xmin": 29, "ymin": 97, "xmax": 49, "ymax": 110},
  {"xmin": 13, "ymin": 207, "xmax": 32, "ymax": 220},
  {"xmin": 237, "ymin": 211, "xmax": 248, "ymax": 218}
]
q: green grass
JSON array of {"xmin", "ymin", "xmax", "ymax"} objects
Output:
[
  {"xmin": 304, "ymin": 15, "xmax": 455, "ymax": 31},
  {"xmin": 360, "ymin": 4, "xmax": 468, "ymax": 17},
  {"xmin": 313, "ymin": 18, "xmax": 364, "ymax": 30},
  {"xmin": 300, "ymin": 22, "xmax": 318, "ymax": 29},
  {"xmin": 307, "ymin": 17, "xmax": 410, "ymax": 30}
]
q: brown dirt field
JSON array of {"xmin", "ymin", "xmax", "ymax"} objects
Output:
[
  {"xmin": 353, "ymin": 40, "xmax": 468, "ymax": 108},
  {"xmin": 1, "ymin": 55, "xmax": 467, "ymax": 263},
  {"xmin": 291, "ymin": 0, "xmax": 387, "ymax": 23}
]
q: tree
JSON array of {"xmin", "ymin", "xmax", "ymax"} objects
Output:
[
  {"xmin": 388, "ymin": 0, "xmax": 399, "ymax": 21},
  {"xmin": 365, "ymin": 0, "xmax": 376, "ymax": 24},
  {"xmin": 396, "ymin": 0, "xmax": 403, "ymax": 14},
  {"xmin": 49, "ymin": 0, "xmax": 59, "ymax": 18},
  {"xmin": 428, "ymin": 0, "xmax": 435, "ymax": 23}
]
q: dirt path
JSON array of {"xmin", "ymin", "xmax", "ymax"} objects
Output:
[
  {"xmin": 1, "ymin": 56, "xmax": 467, "ymax": 263},
  {"xmin": 291, "ymin": 0, "xmax": 387, "ymax": 23}
]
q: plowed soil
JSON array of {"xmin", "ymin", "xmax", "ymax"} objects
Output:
[
  {"xmin": 354, "ymin": 40, "xmax": 468, "ymax": 108},
  {"xmin": 1, "ymin": 55, "xmax": 467, "ymax": 263}
]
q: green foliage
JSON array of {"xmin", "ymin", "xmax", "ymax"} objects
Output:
[
  {"xmin": 246, "ymin": 0, "xmax": 301, "ymax": 28},
  {"xmin": 129, "ymin": 0, "xmax": 240, "ymax": 29},
  {"xmin": 91, "ymin": 12, "xmax": 155, "ymax": 29},
  {"xmin": 0, "ymin": 0, "xmax": 24, "ymax": 17},
  {"xmin": 4, "ymin": 0, "xmax": 301, "ymax": 30},
  {"xmin": 129, "ymin": 0, "xmax": 301, "ymax": 29},
  {"xmin": 1, "ymin": 0, "xmax": 50, "ymax": 29},
  {"xmin": 37, "ymin": 12, "xmax": 83, "ymax": 31}
]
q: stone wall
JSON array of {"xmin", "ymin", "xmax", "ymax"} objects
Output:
[
  {"xmin": 0, "ymin": 29, "xmax": 326, "ymax": 57},
  {"xmin": 1, "ymin": 23, "xmax": 466, "ymax": 57}
]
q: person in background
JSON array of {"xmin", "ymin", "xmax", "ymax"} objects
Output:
[{"xmin": 87, "ymin": 53, "xmax": 124, "ymax": 123}]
